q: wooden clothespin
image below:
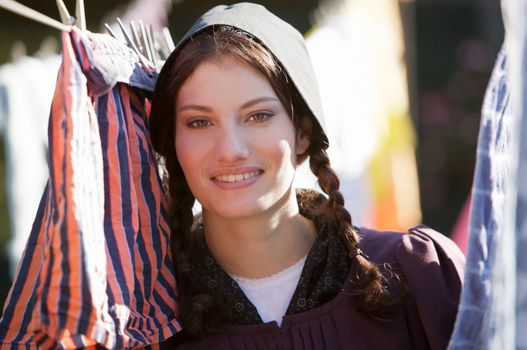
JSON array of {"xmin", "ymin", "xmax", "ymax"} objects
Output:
[
  {"xmin": 55, "ymin": 0, "xmax": 85, "ymax": 30},
  {"xmin": 146, "ymin": 25, "xmax": 159, "ymax": 68},
  {"xmin": 104, "ymin": 23, "xmax": 121, "ymax": 41},
  {"xmin": 75, "ymin": 0, "xmax": 86, "ymax": 31},
  {"xmin": 55, "ymin": 0, "xmax": 72, "ymax": 25},
  {"xmin": 162, "ymin": 27, "xmax": 175, "ymax": 52},
  {"xmin": 138, "ymin": 20, "xmax": 153, "ymax": 63},
  {"xmin": 129, "ymin": 21, "xmax": 144, "ymax": 55}
]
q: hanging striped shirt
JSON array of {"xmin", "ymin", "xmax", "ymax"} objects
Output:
[{"xmin": 0, "ymin": 28, "xmax": 180, "ymax": 349}]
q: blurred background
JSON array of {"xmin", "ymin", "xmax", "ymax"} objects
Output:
[{"xmin": 0, "ymin": 0, "xmax": 503, "ymax": 313}]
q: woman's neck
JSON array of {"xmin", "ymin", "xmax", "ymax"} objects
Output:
[{"xmin": 202, "ymin": 189, "xmax": 316, "ymax": 279}]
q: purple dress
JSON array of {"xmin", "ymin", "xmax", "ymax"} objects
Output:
[{"xmin": 161, "ymin": 225, "xmax": 465, "ymax": 350}]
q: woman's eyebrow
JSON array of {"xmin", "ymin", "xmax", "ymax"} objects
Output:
[
  {"xmin": 241, "ymin": 96, "xmax": 279, "ymax": 109},
  {"xmin": 177, "ymin": 97, "xmax": 279, "ymax": 114},
  {"xmin": 177, "ymin": 104, "xmax": 212, "ymax": 113}
]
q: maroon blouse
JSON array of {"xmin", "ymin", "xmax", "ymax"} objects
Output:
[{"xmin": 160, "ymin": 225, "xmax": 465, "ymax": 350}]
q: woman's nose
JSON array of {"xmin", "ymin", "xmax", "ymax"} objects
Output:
[{"xmin": 214, "ymin": 123, "xmax": 250, "ymax": 163}]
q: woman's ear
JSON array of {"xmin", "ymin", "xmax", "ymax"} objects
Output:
[
  {"xmin": 295, "ymin": 131, "xmax": 311, "ymax": 166},
  {"xmin": 295, "ymin": 116, "xmax": 312, "ymax": 164},
  {"xmin": 296, "ymin": 132, "xmax": 310, "ymax": 156}
]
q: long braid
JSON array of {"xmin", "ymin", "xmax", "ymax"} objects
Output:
[
  {"xmin": 307, "ymin": 139, "xmax": 397, "ymax": 315},
  {"xmin": 165, "ymin": 155, "xmax": 194, "ymax": 275},
  {"xmin": 164, "ymin": 155, "xmax": 229, "ymax": 336}
]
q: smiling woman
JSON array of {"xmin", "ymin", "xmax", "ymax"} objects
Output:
[
  {"xmin": 146, "ymin": 3, "xmax": 465, "ymax": 350},
  {"xmin": 175, "ymin": 56, "xmax": 307, "ymax": 220},
  {"xmin": 0, "ymin": 2, "xmax": 465, "ymax": 349}
]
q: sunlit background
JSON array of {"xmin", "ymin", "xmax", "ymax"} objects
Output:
[{"xmin": 0, "ymin": 0, "xmax": 503, "ymax": 312}]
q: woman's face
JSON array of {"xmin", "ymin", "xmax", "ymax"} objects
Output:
[{"xmin": 174, "ymin": 55, "xmax": 308, "ymax": 220}]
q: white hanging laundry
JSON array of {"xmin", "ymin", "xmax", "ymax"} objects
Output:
[{"xmin": 0, "ymin": 54, "xmax": 60, "ymax": 277}]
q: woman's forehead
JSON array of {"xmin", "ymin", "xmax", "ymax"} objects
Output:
[{"xmin": 177, "ymin": 56, "xmax": 278, "ymax": 108}]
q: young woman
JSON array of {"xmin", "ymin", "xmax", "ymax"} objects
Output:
[
  {"xmin": 0, "ymin": 2, "xmax": 463, "ymax": 349},
  {"xmin": 148, "ymin": 3, "xmax": 465, "ymax": 349}
]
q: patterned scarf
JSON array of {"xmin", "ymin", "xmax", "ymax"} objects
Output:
[{"xmin": 189, "ymin": 189, "xmax": 350, "ymax": 325}]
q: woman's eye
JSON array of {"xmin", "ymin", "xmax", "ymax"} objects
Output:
[
  {"xmin": 187, "ymin": 119, "xmax": 211, "ymax": 128},
  {"xmin": 248, "ymin": 112, "xmax": 273, "ymax": 123}
]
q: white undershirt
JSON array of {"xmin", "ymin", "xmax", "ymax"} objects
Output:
[{"xmin": 230, "ymin": 256, "xmax": 306, "ymax": 326}]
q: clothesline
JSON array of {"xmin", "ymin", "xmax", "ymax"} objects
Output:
[
  {"xmin": 0, "ymin": 0, "xmax": 72, "ymax": 32},
  {"xmin": 0, "ymin": 0, "xmax": 173, "ymax": 71}
]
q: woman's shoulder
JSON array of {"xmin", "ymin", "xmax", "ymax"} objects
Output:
[
  {"xmin": 358, "ymin": 224, "xmax": 465, "ymax": 276},
  {"xmin": 358, "ymin": 225, "xmax": 465, "ymax": 350}
]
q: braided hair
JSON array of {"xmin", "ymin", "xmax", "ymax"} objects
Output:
[{"xmin": 150, "ymin": 26, "xmax": 397, "ymax": 337}]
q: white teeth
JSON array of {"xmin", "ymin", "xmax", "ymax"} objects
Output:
[{"xmin": 215, "ymin": 171, "xmax": 260, "ymax": 183}]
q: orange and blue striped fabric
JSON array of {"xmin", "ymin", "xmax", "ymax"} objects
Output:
[{"xmin": 0, "ymin": 28, "xmax": 180, "ymax": 349}]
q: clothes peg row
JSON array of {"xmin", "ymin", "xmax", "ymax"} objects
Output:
[
  {"xmin": 116, "ymin": 17, "xmax": 153, "ymax": 69},
  {"xmin": 135, "ymin": 21, "xmax": 168, "ymax": 64},
  {"xmin": 110, "ymin": 17, "xmax": 175, "ymax": 68},
  {"xmin": 0, "ymin": 0, "xmax": 71, "ymax": 32}
]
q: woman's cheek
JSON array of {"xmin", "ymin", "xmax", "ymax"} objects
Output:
[{"xmin": 176, "ymin": 133, "xmax": 210, "ymax": 171}]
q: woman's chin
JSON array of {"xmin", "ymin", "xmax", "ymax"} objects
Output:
[{"xmin": 204, "ymin": 202, "xmax": 265, "ymax": 220}]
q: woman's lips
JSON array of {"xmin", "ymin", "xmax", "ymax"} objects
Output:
[
  {"xmin": 213, "ymin": 170, "xmax": 263, "ymax": 183},
  {"xmin": 211, "ymin": 169, "xmax": 264, "ymax": 189}
]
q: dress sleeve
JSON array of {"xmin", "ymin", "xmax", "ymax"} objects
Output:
[{"xmin": 396, "ymin": 225, "xmax": 465, "ymax": 350}]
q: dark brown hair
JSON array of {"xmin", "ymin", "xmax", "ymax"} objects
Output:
[{"xmin": 150, "ymin": 26, "xmax": 397, "ymax": 337}]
